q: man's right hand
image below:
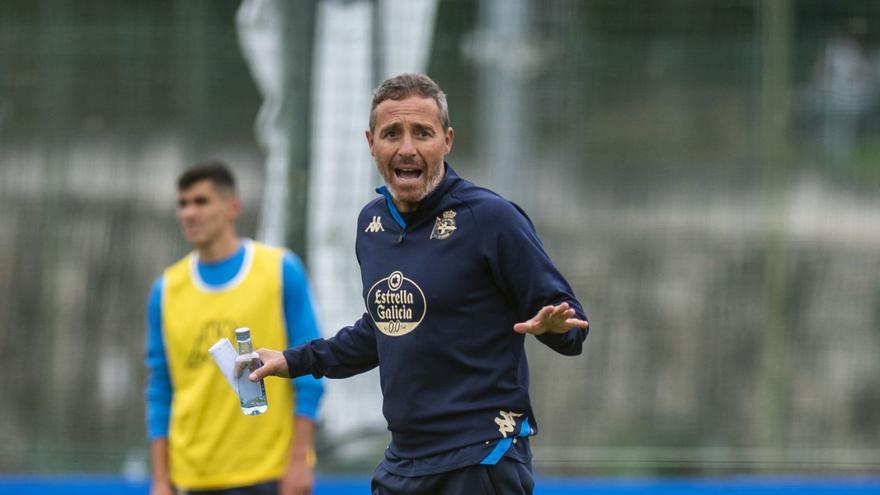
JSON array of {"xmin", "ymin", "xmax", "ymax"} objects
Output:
[
  {"xmin": 149, "ymin": 438, "xmax": 172, "ymax": 495},
  {"xmin": 238, "ymin": 348, "xmax": 290, "ymax": 381},
  {"xmin": 149, "ymin": 481, "xmax": 174, "ymax": 495}
]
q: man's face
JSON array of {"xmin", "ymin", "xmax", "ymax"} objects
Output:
[
  {"xmin": 366, "ymin": 96, "xmax": 454, "ymax": 212},
  {"xmin": 176, "ymin": 180, "xmax": 239, "ymax": 248}
]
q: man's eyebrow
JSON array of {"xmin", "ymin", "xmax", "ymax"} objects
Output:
[
  {"xmin": 177, "ymin": 195, "xmax": 210, "ymax": 205},
  {"xmin": 379, "ymin": 122, "xmax": 402, "ymax": 133}
]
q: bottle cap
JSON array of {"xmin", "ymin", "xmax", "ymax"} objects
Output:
[{"xmin": 234, "ymin": 327, "xmax": 251, "ymax": 341}]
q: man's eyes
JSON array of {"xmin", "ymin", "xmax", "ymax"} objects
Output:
[
  {"xmin": 381, "ymin": 128, "xmax": 433, "ymax": 138},
  {"xmin": 178, "ymin": 197, "xmax": 209, "ymax": 207}
]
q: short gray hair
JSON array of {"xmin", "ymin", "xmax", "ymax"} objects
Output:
[{"xmin": 369, "ymin": 73, "xmax": 450, "ymax": 132}]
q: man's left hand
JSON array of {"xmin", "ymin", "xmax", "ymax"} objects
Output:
[
  {"xmin": 513, "ymin": 302, "xmax": 588, "ymax": 335},
  {"xmin": 280, "ymin": 457, "xmax": 313, "ymax": 495}
]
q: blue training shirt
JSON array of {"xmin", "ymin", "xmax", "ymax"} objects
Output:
[{"xmin": 145, "ymin": 242, "xmax": 324, "ymax": 439}]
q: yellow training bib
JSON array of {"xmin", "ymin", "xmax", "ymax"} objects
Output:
[{"xmin": 162, "ymin": 241, "xmax": 294, "ymax": 490}]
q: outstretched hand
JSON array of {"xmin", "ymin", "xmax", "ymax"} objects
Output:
[
  {"xmin": 233, "ymin": 348, "xmax": 290, "ymax": 382},
  {"xmin": 513, "ymin": 302, "xmax": 589, "ymax": 335}
]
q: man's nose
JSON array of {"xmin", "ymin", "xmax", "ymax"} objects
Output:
[
  {"xmin": 397, "ymin": 133, "xmax": 417, "ymax": 158},
  {"xmin": 179, "ymin": 203, "xmax": 197, "ymax": 219}
]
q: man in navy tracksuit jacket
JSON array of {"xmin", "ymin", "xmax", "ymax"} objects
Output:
[{"xmin": 247, "ymin": 74, "xmax": 589, "ymax": 494}]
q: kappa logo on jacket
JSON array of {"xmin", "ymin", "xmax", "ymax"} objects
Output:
[
  {"xmin": 494, "ymin": 410, "xmax": 523, "ymax": 438},
  {"xmin": 365, "ymin": 216, "xmax": 384, "ymax": 233}
]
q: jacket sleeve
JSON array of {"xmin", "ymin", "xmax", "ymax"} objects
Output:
[
  {"xmin": 144, "ymin": 277, "xmax": 172, "ymax": 439},
  {"xmin": 283, "ymin": 314, "xmax": 379, "ymax": 379},
  {"xmin": 482, "ymin": 200, "xmax": 589, "ymax": 356},
  {"xmin": 281, "ymin": 251, "xmax": 325, "ymax": 420}
]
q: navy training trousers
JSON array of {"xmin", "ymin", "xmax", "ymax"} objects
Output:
[{"xmin": 372, "ymin": 458, "xmax": 534, "ymax": 495}]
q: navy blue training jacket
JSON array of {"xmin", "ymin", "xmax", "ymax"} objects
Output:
[{"xmin": 284, "ymin": 164, "xmax": 589, "ymax": 472}]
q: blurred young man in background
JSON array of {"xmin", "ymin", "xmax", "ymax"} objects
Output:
[{"xmin": 145, "ymin": 162, "xmax": 323, "ymax": 495}]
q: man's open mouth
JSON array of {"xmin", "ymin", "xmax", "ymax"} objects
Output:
[{"xmin": 394, "ymin": 168, "xmax": 422, "ymax": 179}]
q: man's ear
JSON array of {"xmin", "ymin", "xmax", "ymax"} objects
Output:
[
  {"xmin": 365, "ymin": 129, "xmax": 374, "ymax": 156},
  {"xmin": 227, "ymin": 196, "xmax": 242, "ymax": 221},
  {"xmin": 444, "ymin": 127, "xmax": 455, "ymax": 154}
]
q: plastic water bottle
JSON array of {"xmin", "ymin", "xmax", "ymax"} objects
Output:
[{"xmin": 234, "ymin": 328, "xmax": 268, "ymax": 415}]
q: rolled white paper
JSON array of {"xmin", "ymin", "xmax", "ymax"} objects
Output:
[{"xmin": 208, "ymin": 338, "xmax": 239, "ymax": 394}]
